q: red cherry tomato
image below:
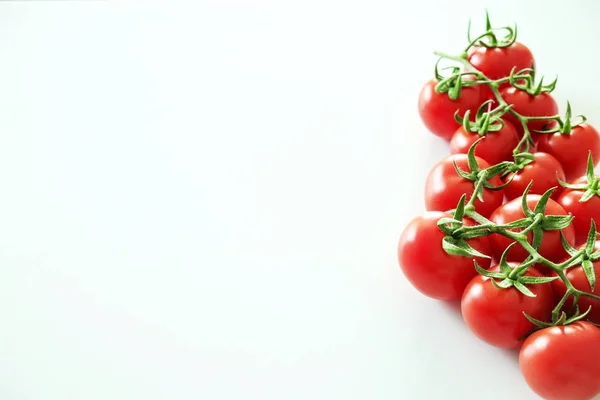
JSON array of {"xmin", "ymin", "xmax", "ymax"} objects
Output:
[
  {"xmin": 519, "ymin": 321, "xmax": 600, "ymax": 400},
  {"xmin": 537, "ymin": 123, "xmax": 600, "ymax": 181},
  {"xmin": 449, "ymin": 118, "xmax": 520, "ymax": 165},
  {"xmin": 489, "ymin": 195, "xmax": 575, "ymax": 263},
  {"xmin": 502, "ymin": 152, "xmax": 565, "ymax": 201},
  {"xmin": 552, "ymin": 242, "xmax": 600, "ymax": 324},
  {"xmin": 468, "ymin": 42, "xmax": 534, "ymax": 90},
  {"xmin": 557, "ymin": 177, "xmax": 600, "ymax": 245},
  {"xmin": 461, "ymin": 264, "xmax": 554, "ymax": 348},
  {"xmin": 425, "ymin": 154, "xmax": 504, "ymax": 217},
  {"xmin": 397, "ymin": 211, "xmax": 492, "ymax": 300},
  {"xmin": 418, "ymin": 79, "xmax": 483, "ymax": 141},
  {"xmin": 500, "ymin": 87, "xmax": 558, "ymax": 138}
]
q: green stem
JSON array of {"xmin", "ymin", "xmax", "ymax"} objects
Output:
[
  {"xmin": 466, "ymin": 175, "xmax": 488, "ymax": 209},
  {"xmin": 464, "ymin": 30, "xmax": 497, "ymax": 53},
  {"xmin": 433, "ymin": 51, "xmax": 478, "ymax": 72},
  {"xmin": 552, "ymin": 285, "xmax": 573, "ymax": 321},
  {"xmin": 520, "ymin": 213, "xmax": 543, "ymax": 235},
  {"xmin": 466, "ymin": 210, "xmax": 494, "ymax": 225}
]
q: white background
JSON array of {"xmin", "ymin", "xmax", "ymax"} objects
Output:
[{"xmin": 0, "ymin": 1, "xmax": 598, "ymax": 399}]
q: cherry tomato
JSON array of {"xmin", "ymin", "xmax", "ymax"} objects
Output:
[
  {"xmin": 502, "ymin": 152, "xmax": 565, "ymax": 201},
  {"xmin": 489, "ymin": 195, "xmax": 575, "ymax": 263},
  {"xmin": 461, "ymin": 264, "xmax": 554, "ymax": 348},
  {"xmin": 449, "ymin": 118, "xmax": 520, "ymax": 165},
  {"xmin": 418, "ymin": 79, "xmax": 483, "ymax": 141},
  {"xmin": 519, "ymin": 321, "xmax": 600, "ymax": 400},
  {"xmin": 500, "ymin": 87, "xmax": 558, "ymax": 138},
  {"xmin": 425, "ymin": 154, "xmax": 504, "ymax": 217},
  {"xmin": 537, "ymin": 123, "xmax": 600, "ymax": 181},
  {"xmin": 551, "ymin": 241, "xmax": 600, "ymax": 324},
  {"xmin": 397, "ymin": 211, "xmax": 491, "ymax": 300},
  {"xmin": 468, "ymin": 42, "xmax": 534, "ymax": 90},
  {"xmin": 557, "ymin": 177, "xmax": 600, "ymax": 245}
]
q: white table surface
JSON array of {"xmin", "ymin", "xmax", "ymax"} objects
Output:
[{"xmin": 1, "ymin": 1, "xmax": 599, "ymax": 399}]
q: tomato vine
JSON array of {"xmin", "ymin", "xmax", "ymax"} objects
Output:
[
  {"xmin": 432, "ymin": 45, "xmax": 600, "ymax": 328},
  {"xmin": 403, "ymin": 10, "xmax": 600, "ymax": 400}
]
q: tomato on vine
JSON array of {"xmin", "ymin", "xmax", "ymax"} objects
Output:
[
  {"xmin": 449, "ymin": 101, "xmax": 519, "ymax": 165},
  {"xmin": 558, "ymin": 181, "xmax": 600, "ymax": 245},
  {"xmin": 520, "ymin": 321, "xmax": 600, "ymax": 400},
  {"xmin": 465, "ymin": 12, "xmax": 534, "ymax": 92},
  {"xmin": 418, "ymin": 78, "xmax": 483, "ymax": 141},
  {"xmin": 409, "ymin": 11, "xmax": 600, "ymax": 400},
  {"xmin": 501, "ymin": 152, "xmax": 565, "ymax": 201},
  {"xmin": 467, "ymin": 43, "xmax": 534, "ymax": 90},
  {"xmin": 461, "ymin": 261, "xmax": 554, "ymax": 349},
  {"xmin": 536, "ymin": 108, "xmax": 600, "ymax": 181},
  {"xmin": 489, "ymin": 191, "xmax": 575, "ymax": 263},
  {"xmin": 397, "ymin": 211, "xmax": 491, "ymax": 300},
  {"xmin": 556, "ymin": 154, "xmax": 600, "ymax": 245},
  {"xmin": 425, "ymin": 153, "xmax": 504, "ymax": 217},
  {"xmin": 500, "ymin": 86, "xmax": 558, "ymax": 138},
  {"xmin": 551, "ymin": 241, "xmax": 600, "ymax": 324}
]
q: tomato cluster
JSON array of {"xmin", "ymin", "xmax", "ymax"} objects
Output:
[{"xmin": 399, "ymin": 15, "xmax": 600, "ymax": 400}]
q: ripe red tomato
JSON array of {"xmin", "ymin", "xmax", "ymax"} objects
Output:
[
  {"xmin": 461, "ymin": 264, "xmax": 554, "ymax": 348},
  {"xmin": 449, "ymin": 118, "xmax": 520, "ymax": 165},
  {"xmin": 501, "ymin": 152, "xmax": 565, "ymax": 201},
  {"xmin": 418, "ymin": 79, "xmax": 483, "ymax": 141},
  {"xmin": 425, "ymin": 154, "xmax": 504, "ymax": 217},
  {"xmin": 489, "ymin": 195, "xmax": 575, "ymax": 263},
  {"xmin": 536, "ymin": 123, "xmax": 600, "ymax": 181},
  {"xmin": 468, "ymin": 42, "xmax": 534, "ymax": 89},
  {"xmin": 397, "ymin": 211, "xmax": 491, "ymax": 300},
  {"xmin": 500, "ymin": 87, "xmax": 558, "ymax": 138},
  {"xmin": 519, "ymin": 321, "xmax": 600, "ymax": 400},
  {"xmin": 557, "ymin": 177, "xmax": 600, "ymax": 245},
  {"xmin": 552, "ymin": 243, "xmax": 600, "ymax": 324}
]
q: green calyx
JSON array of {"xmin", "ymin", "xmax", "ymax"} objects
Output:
[
  {"xmin": 508, "ymin": 65, "xmax": 557, "ymax": 95},
  {"xmin": 561, "ymin": 220, "xmax": 600, "ymax": 290},
  {"xmin": 454, "ymin": 100, "xmax": 512, "ymax": 136},
  {"xmin": 453, "ymin": 139, "xmax": 513, "ymax": 204},
  {"xmin": 519, "ymin": 184, "xmax": 574, "ymax": 247},
  {"xmin": 558, "ymin": 151, "xmax": 600, "ymax": 202},
  {"xmin": 434, "ymin": 72, "xmax": 464, "ymax": 101},
  {"xmin": 474, "ymin": 243, "xmax": 557, "ymax": 297},
  {"xmin": 437, "ymin": 195, "xmax": 492, "ymax": 258},
  {"xmin": 466, "ymin": 10, "xmax": 517, "ymax": 50},
  {"xmin": 533, "ymin": 101, "xmax": 587, "ymax": 135},
  {"xmin": 504, "ymin": 151, "xmax": 535, "ymax": 175},
  {"xmin": 433, "ymin": 59, "xmax": 484, "ymax": 100},
  {"xmin": 524, "ymin": 305, "xmax": 593, "ymax": 331}
]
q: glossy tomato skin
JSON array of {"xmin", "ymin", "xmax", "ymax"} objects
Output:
[
  {"xmin": 418, "ymin": 79, "xmax": 483, "ymax": 141},
  {"xmin": 449, "ymin": 118, "xmax": 520, "ymax": 165},
  {"xmin": 552, "ymin": 242, "xmax": 600, "ymax": 323},
  {"xmin": 468, "ymin": 42, "xmax": 535, "ymax": 79},
  {"xmin": 502, "ymin": 152, "xmax": 565, "ymax": 201},
  {"xmin": 500, "ymin": 87, "xmax": 558, "ymax": 138},
  {"xmin": 557, "ymin": 177, "xmax": 600, "ymax": 245},
  {"xmin": 537, "ymin": 123, "xmax": 600, "ymax": 181},
  {"xmin": 468, "ymin": 43, "xmax": 534, "ymax": 89},
  {"xmin": 397, "ymin": 211, "xmax": 492, "ymax": 300},
  {"xmin": 489, "ymin": 195, "xmax": 575, "ymax": 263},
  {"xmin": 519, "ymin": 321, "xmax": 600, "ymax": 400},
  {"xmin": 461, "ymin": 264, "xmax": 554, "ymax": 348},
  {"xmin": 425, "ymin": 154, "xmax": 504, "ymax": 217}
]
